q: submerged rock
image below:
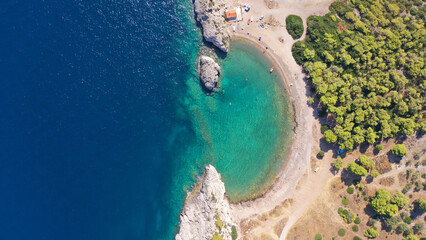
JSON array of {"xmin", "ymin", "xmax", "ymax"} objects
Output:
[
  {"xmin": 193, "ymin": 0, "xmax": 230, "ymax": 52},
  {"xmin": 175, "ymin": 165, "xmax": 237, "ymax": 240},
  {"xmin": 198, "ymin": 55, "xmax": 221, "ymax": 91}
]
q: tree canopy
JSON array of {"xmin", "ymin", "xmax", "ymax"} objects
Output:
[
  {"xmin": 369, "ymin": 189, "xmax": 399, "ymax": 216},
  {"xmin": 359, "ymin": 155, "xmax": 375, "ymax": 170},
  {"xmin": 292, "ymin": 0, "xmax": 425, "ymax": 150},
  {"xmin": 392, "ymin": 144, "xmax": 408, "ymax": 157},
  {"xmin": 286, "ymin": 15, "xmax": 304, "ymax": 39},
  {"xmin": 346, "ymin": 161, "xmax": 368, "ymax": 176}
]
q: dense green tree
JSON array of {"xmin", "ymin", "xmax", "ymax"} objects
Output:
[
  {"xmin": 286, "ymin": 15, "xmax": 304, "ymax": 39},
  {"xmin": 370, "ymin": 189, "xmax": 398, "ymax": 217},
  {"xmin": 392, "ymin": 144, "xmax": 408, "ymax": 157},
  {"xmin": 390, "ymin": 192, "xmax": 409, "ymax": 208},
  {"xmin": 405, "ymin": 235, "xmax": 419, "ymax": 240},
  {"xmin": 292, "ymin": 0, "xmax": 425, "ymax": 150},
  {"xmin": 371, "ymin": 169, "xmax": 379, "ymax": 178},
  {"xmin": 346, "ymin": 162, "xmax": 368, "ymax": 176},
  {"xmin": 324, "ymin": 129, "xmax": 337, "ymax": 143}
]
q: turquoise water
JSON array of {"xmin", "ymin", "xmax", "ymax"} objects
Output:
[{"xmin": 0, "ymin": 0, "xmax": 292, "ymax": 238}]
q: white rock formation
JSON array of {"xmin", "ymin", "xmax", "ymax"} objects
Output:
[
  {"xmin": 193, "ymin": 0, "xmax": 230, "ymax": 52},
  {"xmin": 175, "ymin": 165, "xmax": 237, "ymax": 240},
  {"xmin": 198, "ymin": 55, "xmax": 221, "ymax": 91}
]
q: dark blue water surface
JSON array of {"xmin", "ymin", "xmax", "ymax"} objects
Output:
[{"xmin": 0, "ymin": 0, "xmax": 200, "ymax": 239}]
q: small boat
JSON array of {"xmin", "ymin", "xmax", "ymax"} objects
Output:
[{"xmin": 270, "ymin": 66, "xmax": 274, "ymax": 73}]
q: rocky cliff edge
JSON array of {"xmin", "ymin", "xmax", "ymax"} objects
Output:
[
  {"xmin": 175, "ymin": 165, "xmax": 237, "ymax": 240},
  {"xmin": 193, "ymin": 0, "xmax": 230, "ymax": 52}
]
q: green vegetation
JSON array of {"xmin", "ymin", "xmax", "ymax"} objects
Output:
[
  {"xmin": 324, "ymin": 129, "xmax": 338, "ymax": 143},
  {"xmin": 338, "ymin": 207, "xmax": 356, "ymax": 223},
  {"xmin": 315, "ymin": 233, "xmax": 322, "ymax": 240},
  {"xmin": 359, "ymin": 155, "xmax": 375, "ymax": 171},
  {"xmin": 354, "ymin": 217, "xmax": 361, "ymax": 224},
  {"xmin": 347, "ymin": 187, "xmax": 354, "ymax": 194},
  {"xmin": 291, "ymin": 0, "xmax": 425, "ymax": 151},
  {"xmin": 346, "ymin": 162, "xmax": 368, "ymax": 176},
  {"xmin": 317, "ymin": 150, "xmax": 325, "ymax": 158},
  {"xmin": 416, "ymin": 198, "xmax": 426, "ymax": 212},
  {"xmin": 342, "ymin": 197, "xmax": 349, "ymax": 206},
  {"xmin": 338, "ymin": 228, "xmax": 346, "ymax": 236},
  {"xmin": 364, "ymin": 227, "xmax": 379, "ymax": 238},
  {"xmin": 231, "ymin": 225, "xmax": 238, "ymax": 240},
  {"xmin": 370, "ymin": 189, "xmax": 399, "ymax": 216},
  {"xmin": 384, "ymin": 215, "xmax": 402, "ymax": 231},
  {"xmin": 215, "ymin": 215, "xmax": 222, "ymax": 231},
  {"xmin": 212, "ymin": 234, "xmax": 223, "ymax": 240},
  {"xmin": 397, "ymin": 223, "xmax": 412, "ymax": 235},
  {"xmin": 413, "ymin": 222, "xmax": 424, "ymax": 234},
  {"xmin": 403, "ymin": 216, "xmax": 412, "ymax": 224},
  {"xmin": 353, "ymin": 237, "xmax": 361, "ymax": 240},
  {"xmin": 375, "ymin": 144, "xmax": 383, "ymax": 152},
  {"xmin": 392, "ymin": 144, "xmax": 408, "ymax": 157},
  {"xmin": 352, "ymin": 225, "xmax": 359, "ymax": 232},
  {"xmin": 286, "ymin": 15, "xmax": 304, "ymax": 39},
  {"xmin": 371, "ymin": 169, "xmax": 379, "ymax": 178},
  {"xmin": 391, "ymin": 192, "xmax": 410, "ymax": 208},
  {"xmin": 333, "ymin": 156, "xmax": 344, "ymax": 170},
  {"xmin": 405, "ymin": 235, "xmax": 419, "ymax": 240}
]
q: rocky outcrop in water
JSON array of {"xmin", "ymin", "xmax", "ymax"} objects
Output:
[
  {"xmin": 175, "ymin": 165, "xmax": 237, "ymax": 240},
  {"xmin": 198, "ymin": 55, "xmax": 221, "ymax": 91},
  {"xmin": 193, "ymin": 0, "xmax": 230, "ymax": 52}
]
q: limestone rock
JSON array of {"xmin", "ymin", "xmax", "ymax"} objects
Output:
[
  {"xmin": 198, "ymin": 55, "xmax": 221, "ymax": 91},
  {"xmin": 175, "ymin": 165, "xmax": 237, "ymax": 240},
  {"xmin": 193, "ymin": 0, "xmax": 230, "ymax": 52}
]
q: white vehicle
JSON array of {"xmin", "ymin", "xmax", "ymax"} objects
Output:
[
  {"xmin": 314, "ymin": 167, "xmax": 320, "ymax": 173},
  {"xmin": 233, "ymin": 26, "xmax": 236, "ymax": 32},
  {"xmin": 250, "ymin": 17, "xmax": 254, "ymax": 22},
  {"xmin": 259, "ymin": 15, "xmax": 264, "ymax": 20}
]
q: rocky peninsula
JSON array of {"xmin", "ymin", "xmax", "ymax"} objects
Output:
[
  {"xmin": 175, "ymin": 165, "xmax": 237, "ymax": 240},
  {"xmin": 193, "ymin": 0, "xmax": 230, "ymax": 52}
]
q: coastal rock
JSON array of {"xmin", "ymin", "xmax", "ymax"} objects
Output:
[
  {"xmin": 198, "ymin": 55, "xmax": 221, "ymax": 91},
  {"xmin": 193, "ymin": 0, "xmax": 230, "ymax": 52},
  {"xmin": 175, "ymin": 165, "xmax": 237, "ymax": 240}
]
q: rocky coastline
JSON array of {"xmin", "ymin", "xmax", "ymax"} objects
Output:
[
  {"xmin": 197, "ymin": 55, "xmax": 221, "ymax": 91},
  {"xmin": 175, "ymin": 165, "xmax": 237, "ymax": 240}
]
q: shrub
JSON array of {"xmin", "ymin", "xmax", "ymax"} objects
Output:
[
  {"xmin": 384, "ymin": 216, "xmax": 402, "ymax": 231},
  {"xmin": 347, "ymin": 187, "xmax": 354, "ymax": 194},
  {"xmin": 354, "ymin": 217, "xmax": 361, "ymax": 224},
  {"xmin": 324, "ymin": 129, "xmax": 337, "ymax": 143},
  {"xmin": 320, "ymin": 124, "xmax": 329, "ymax": 134},
  {"xmin": 403, "ymin": 216, "xmax": 412, "ymax": 224},
  {"xmin": 353, "ymin": 237, "xmax": 361, "ymax": 240},
  {"xmin": 342, "ymin": 198, "xmax": 349, "ymax": 206},
  {"xmin": 231, "ymin": 226, "xmax": 238, "ymax": 240},
  {"xmin": 286, "ymin": 15, "xmax": 304, "ymax": 39},
  {"xmin": 413, "ymin": 222, "xmax": 424, "ymax": 234},
  {"xmin": 317, "ymin": 150, "xmax": 325, "ymax": 158},
  {"xmin": 315, "ymin": 233, "xmax": 322, "ymax": 240},
  {"xmin": 359, "ymin": 155, "xmax": 375, "ymax": 170},
  {"xmin": 371, "ymin": 169, "xmax": 379, "ymax": 178},
  {"xmin": 364, "ymin": 227, "xmax": 379, "ymax": 238},
  {"xmin": 375, "ymin": 144, "xmax": 383, "ymax": 152},
  {"xmin": 392, "ymin": 144, "xmax": 408, "ymax": 157},
  {"xmin": 352, "ymin": 225, "xmax": 359, "ymax": 232},
  {"xmin": 415, "ymin": 198, "xmax": 426, "ymax": 212},
  {"xmin": 212, "ymin": 234, "xmax": 224, "ymax": 240},
  {"xmin": 339, "ymin": 208, "xmax": 356, "ymax": 223},
  {"xmin": 215, "ymin": 215, "xmax": 222, "ymax": 231},
  {"xmin": 397, "ymin": 223, "xmax": 412, "ymax": 235},
  {"xmin": 338, "ymin": 228, "xmax": 346, "ymax": 236},
  {"xmin": 405, "ymin": 235, "xmax": 419, "ymax": 240},
  {"xmin": 333, "ymin": 156, "xmax": 344, "ymax": 170}
]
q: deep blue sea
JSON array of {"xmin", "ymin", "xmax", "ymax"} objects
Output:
[{"xmin": 0, "ymin": 1, "xmax": 292, "ymax": 239}]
